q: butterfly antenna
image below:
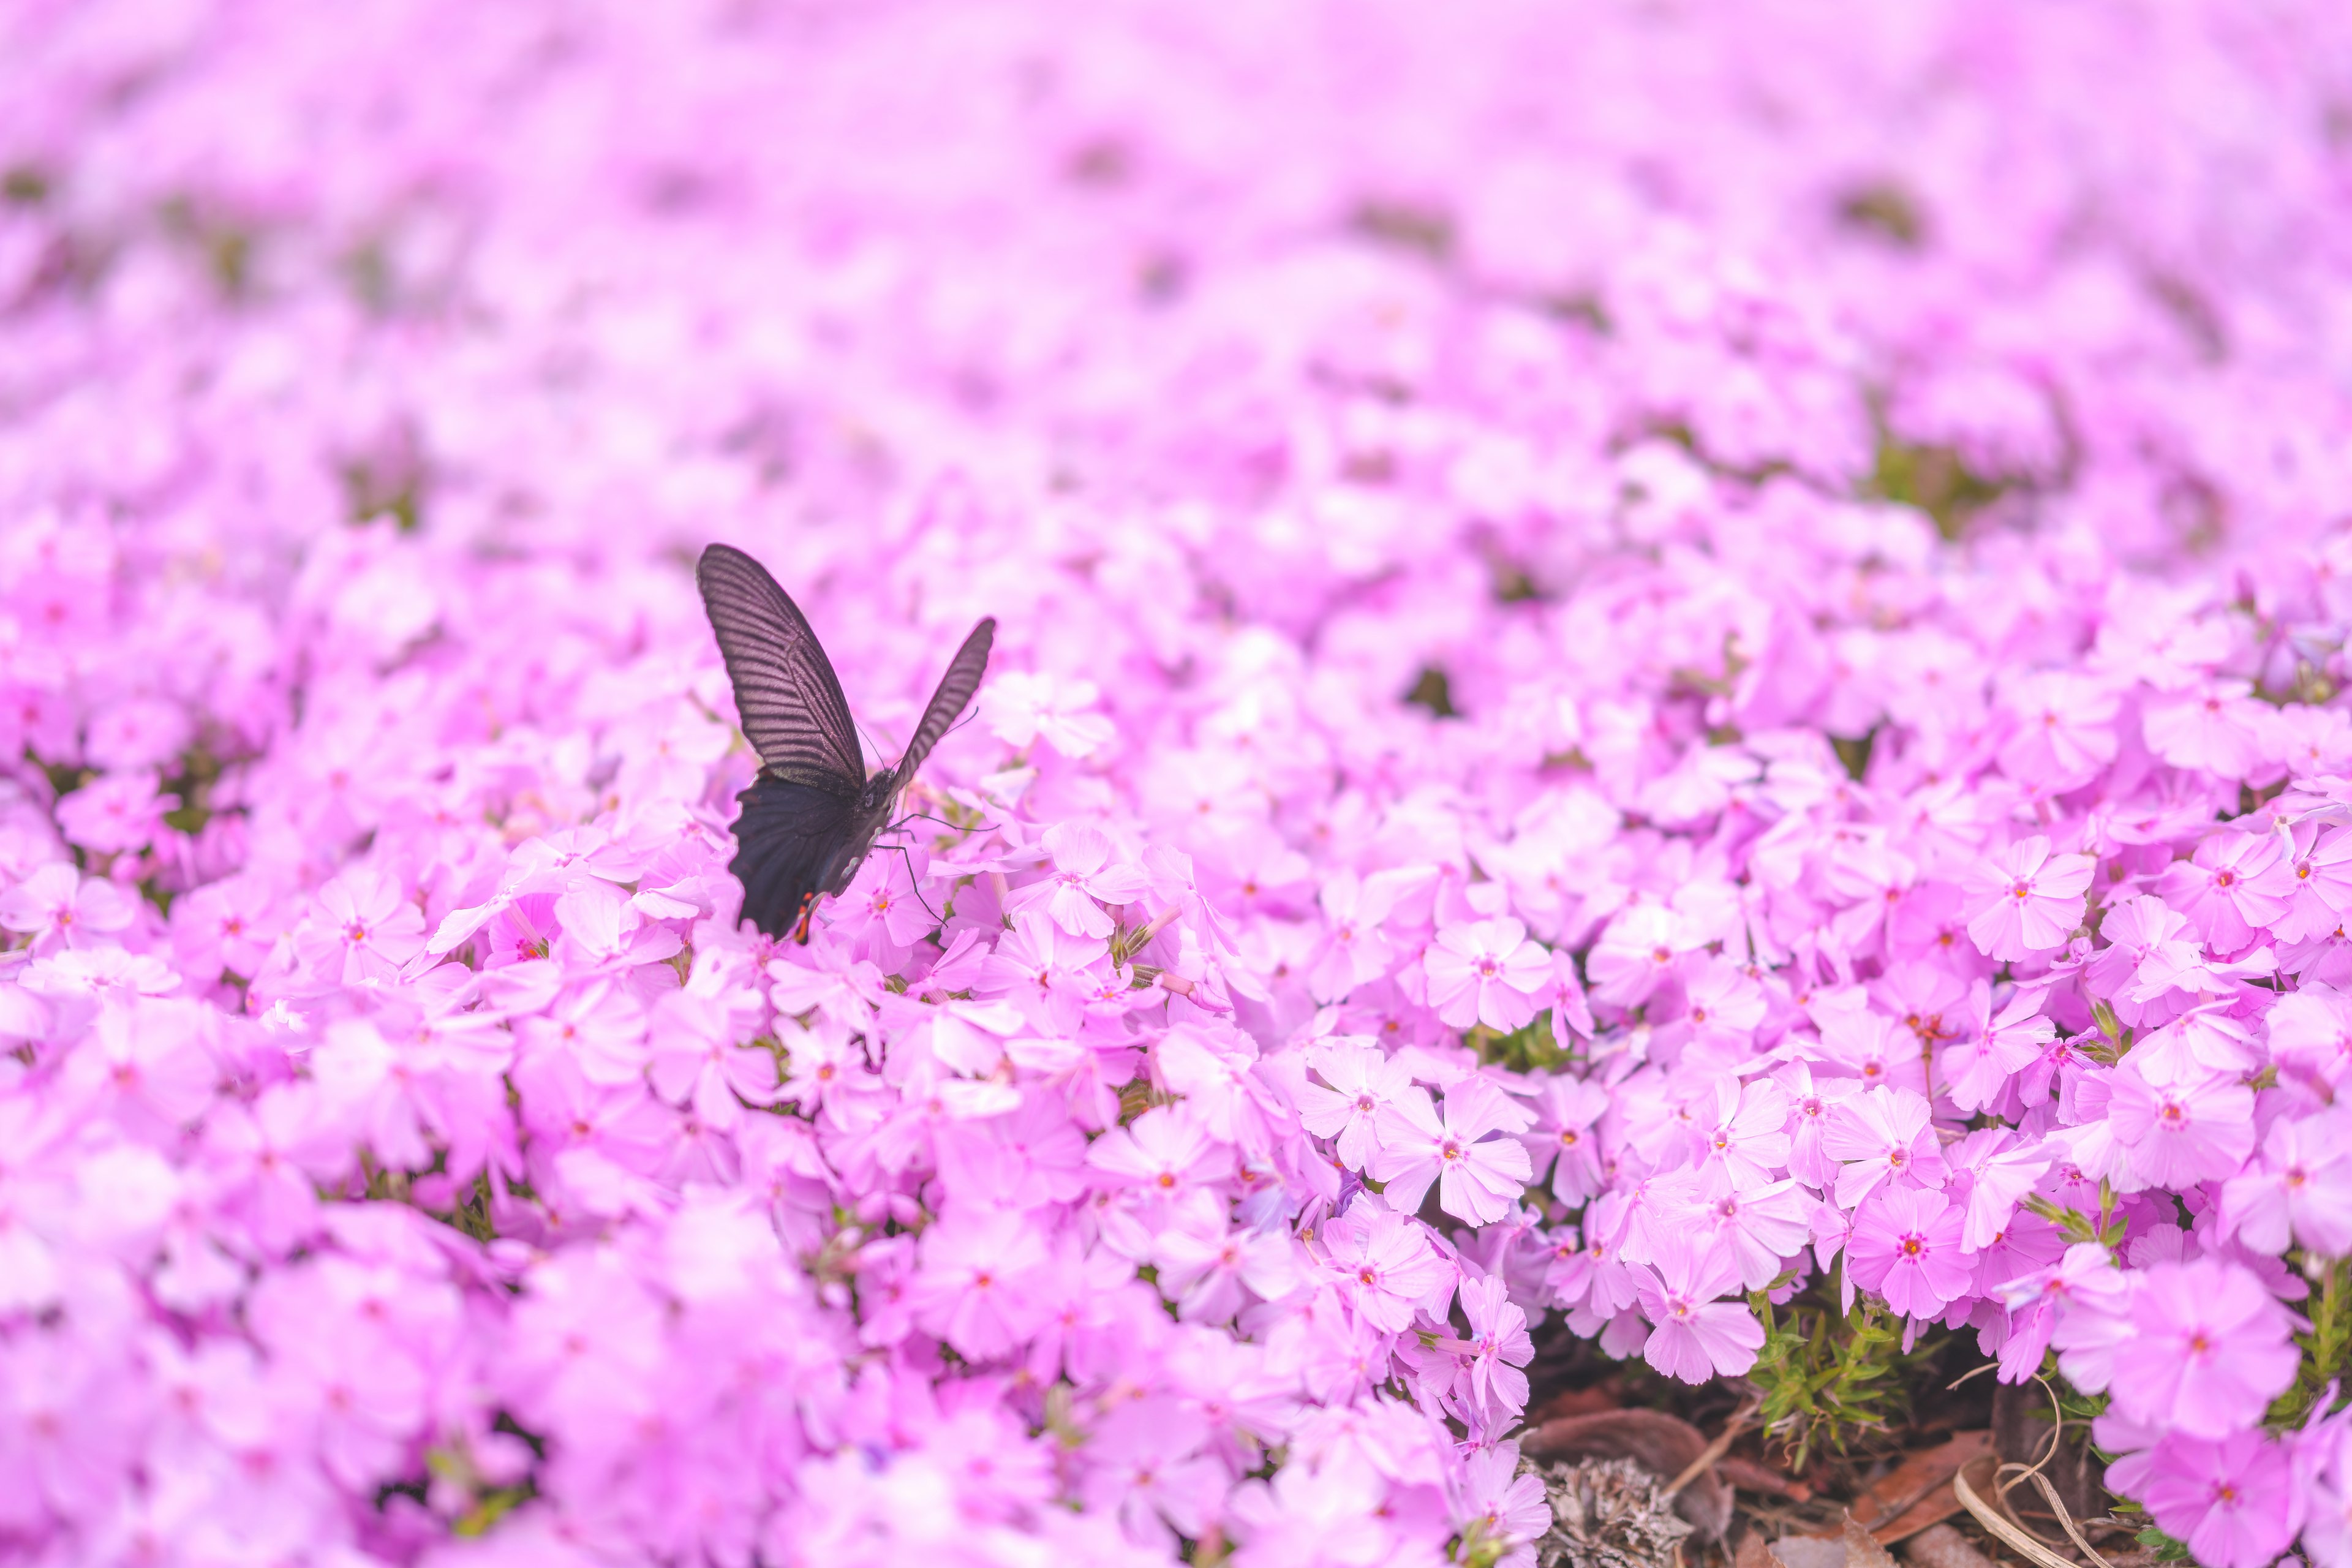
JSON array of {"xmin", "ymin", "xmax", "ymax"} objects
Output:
[
  {"xmin": 890, "ymin": 809, "xmax": 998, "ymax": 834},
  {"xmin": 854, "ymin": 722, "xmax": 889, "ymax": 775}
]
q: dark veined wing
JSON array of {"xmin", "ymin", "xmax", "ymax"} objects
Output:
[
  {"xmin": 888, "ymin": 617, "xmax": 995, "ymax": 790},
  {"xmin": 729, "ymin": 777, "xmax": 862, "ymax": 940},
  {"xmin": 696, "ymin": 544, "xmax": 864, "ymax": 789}
]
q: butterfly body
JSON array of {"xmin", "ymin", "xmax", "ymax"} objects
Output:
[{"xmin": 697, "ymin": 544, "xmax": 994, "ymax": 943}]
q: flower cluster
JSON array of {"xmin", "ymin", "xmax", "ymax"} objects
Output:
[{"xmin": 6, "ymin": 1, "xmax": 2352, "ymax": 1565}]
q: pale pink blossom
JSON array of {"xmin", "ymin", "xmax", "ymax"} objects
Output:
[
  {"xmin": 1369, "ymin": 1083, "xmax": 1534, "ymax": 1224},
  {"xmin": 1632, "ymin": 1231, "xmax": 1763, "ymax": 1383},
  {"xmin": 1962, "ymin": 835, "xmax": 2095, "ymax": 961},
  {"xmin": 1011, "ymin": 822, "xmax": 1150, "ymax": 938},
  {"xmin": 1422, "ymin": 916, "xmax": 1551, "ymax": 1033},
  {"xmin": 1322, "ymin": 1202, "xmax": 1453, "ymax": 1334}
]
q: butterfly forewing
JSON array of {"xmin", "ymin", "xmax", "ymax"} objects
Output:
[
  {"xmin": 695, "ymin": 543, "xmax": 865, "ymax": 790},
  {"xmin": 888, "ymin": 617, "xmax": 997, "ymax": 791}
]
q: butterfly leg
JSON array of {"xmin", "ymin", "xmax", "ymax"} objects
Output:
[{"xmin": 884, "ymin": 837, "xmax": 945, "ymax": 927}]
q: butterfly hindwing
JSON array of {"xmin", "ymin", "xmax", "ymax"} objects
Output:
[
  {"xmin": 696, "ymin": 543, "xmax": 865, "ymax": 790},
  {"xmin": 888, "ymin": 616, "xmax": 996, "ymax": 792},
  {"xmin": 728, "ymin": 776, "xmax": 864, "ymax": 940}
]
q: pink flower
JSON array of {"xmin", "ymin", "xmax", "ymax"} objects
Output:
[
  {"xmin": 2303, "ymin": 1422, "xmax": 2352, "ymax": 1568},
  {"xmin": 1997, "ymin": 671, "xmax": 2120, "ymax": 788},
  {"xmin": 84, "ymin": 696, "xmax": 191, "ymax": 772},
  {"xmin": 0, "ymin": 862, "xmax": 135, "ymax": 953},
  {"xmin": 1086, "ymin": 1104, "xmax": 1236, "ymax": 1197},
  {"xmin": 1693, "ymin": 1077, "xmax": 1792, "ymax": 1188},
  {"xmin": 646, "ymin": 990, "xmax": 780, "ymax": 1131},
  {"xmin": 2143, "ymin": 682, "xmax": 2269, "ymax": 782},
  {"xmin": 1457, "ymin": 1440, "xmax": 1552, "ymax": 1556},
  {"xmin": 1155, "ymin": 1213, "xmax": 1300, "ymax": 1323},
  {"xmin": 1847, "ymin": 1187, "xmax": 1971, "ymax": 1318},
  {"xmin": 1632, "ymin": 1231, "xmax": 1763, "ymax": 1383},
  {"xmin": 2109, "ymin": 1259, "xmax": 2301, "ymax": 1439},
  {"xmin": 55, "ymin": 771, "xmax": 172, "ymax": 854},
  {"xmin": 1962, "ymin": 835, "xmax": 2095, "ymax": 961},
  {"xmin": 1812, "ymin": 1005, "xmax": 1929, "ymax": 1096},
  {"xmin": 1298, "ymin": 1038, "xmax": 1415, "ymax": 1170},
  {"xmin": 1820, "ymin": 1086, "xmax": 1944, "ymax": 1208},
  {"xmin": 170, "ymin": 871, "xmax": 284, "ymax": 982},
  {"xmin": 1224, "ymin": 1449, "xmax": 1393, "ymax": 1568},
  {"xmin": 1011, "ymin": 822, "xmax": 1150, "ymax": 938},
  {"xmin": 2268, "ymin": 987, "xmax": 2352, "ymax": 1092},
  {"xmin": 1688, "ymin": 1171, "xmax": 1812, "ymax": 1291},
  {"xmin": 1079, "ymin": 1397, "xmax": 1227, "ymax": 1551},
  {"xmin": 1454, "ymin": 1274, "xmax": 1536, "ymax": 1422},
  {"xmin": 1586, "ymin": 904, "xmax": 1697, "ymax": 1010},
  {"xmin": 2021, "ymin": 1243, "xmax": 2136, "ymax": 1391},
  {"xmin": 2108, "ymin": 1062, "xmax": 2256, "ymax": 1193},
  {"xmin": 1368, "ymin": 1081, "xmax": 1534, "ymax": 1224},
  {"xmin": 1322, "ymin": 1202, "xmax": 1453, "ymax": 1333},
  {"xmin": 978, "ymin": 910, "xmax": 1112, "ymax": 1033},
  {"xmin": 1531, "ymin": 1074, "xmax": 1610, "ymax": 1202},
  {"xmin": 832, "ymin": 849, "xmax": 942, "ymax": 964},
  {"xmin": 2156, "ymin": 829, "xmax": 2288, "ymax": 952},
  {"xmin": 2253, "ymin": 821, "xmax": 2352, "ymax": 944},
  {"xmin": 1307, "ymin": 870, "xmax": 1400, "ymax": 1003},
  {"xmin": 979, "ymin": 671, "xmax": 1115, "ymax": 759},
  {"xmin": 1778, "ymin": 1063, "xmax": 1857, "ymax": 1190},
  {"xmin": 1940, "ymin": 981, "xmax": 2056, "ymax": 1114},
  {"xmin": 1948, "ymin": 1128, "xmax": 2054, "ymax": 1251},
  {"xmin": 912, "ymin": 1207, "xmax": 1049, "ymax": 1362},
  {"xmin": 1423, "ymin": 916, "xmax": 1551, "ymax": 1032},
  {"xmin": 2218, "ymin": 1110, "xmax": 2352, "ymax": 1257},
  {"xmin": 295, "ymin": 867, "xmax": 426, "ymax": 987},
  {"xmin": 59, "ymin": 998, "xmax": 218, "ymax": 1142},
  {"xmin": 2136, "ymin": 1429, "xmax": 2304, "ymax": 1568},
  {"xmin": 1675, "ymin": 956, "xmax": 1767, "ymax": 1068}
]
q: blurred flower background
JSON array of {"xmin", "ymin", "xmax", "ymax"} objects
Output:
[{"xmin": 4, "ymin": 2, "xmax": 2352, "ymax": 1565}]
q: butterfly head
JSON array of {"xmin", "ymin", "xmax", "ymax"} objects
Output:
[{"xmin": 857, "ymin": 770, "xmax": 899, "ymax": 815}]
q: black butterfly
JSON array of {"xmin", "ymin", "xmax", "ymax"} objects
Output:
[{"xmin": 696, "ymin": 543, "xmax": 995, "ymax": 943}]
